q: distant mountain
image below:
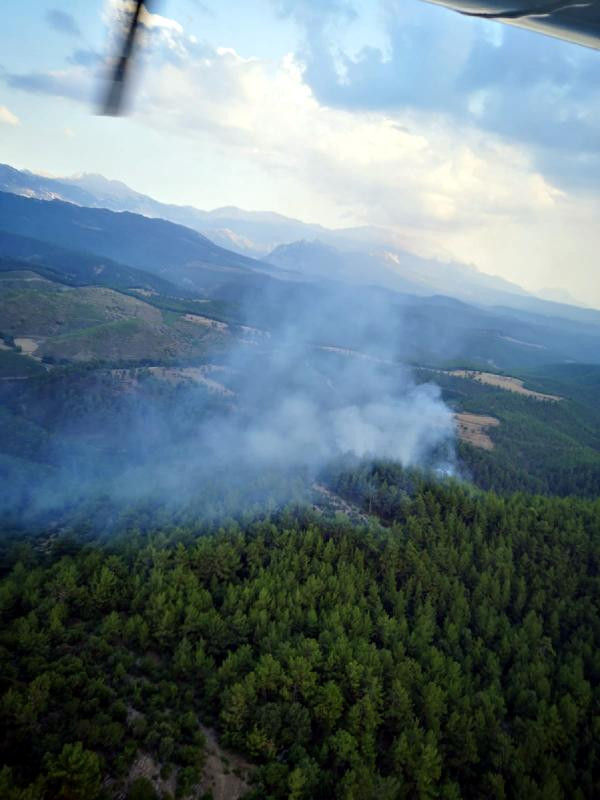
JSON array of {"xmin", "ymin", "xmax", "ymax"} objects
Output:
[
  {"xmin": 0, "ymin": 190, "xmax": 289, "ymax": 295},
  {"xmin": 266, "ymin": 240, "xmax": 433, "ymax": 296},
  {"xmin": 266, "ymin": 240, "xmax": 600, "ymax": 327},
  {"xmin": 0, "ymin": 163, "xmax": 551, "ymax": 304},
  {"xmin": 60, "ymin": 180, "xmax": 600, "ymax": 323},
  {"xmin": 537, "ymin": 287, "xmax": 589, "ymax": 308},
  {"xmin": 1, "ymin": 204, "xmax": 600, "ymax": 370},
  {"xmin": 0, "ymin": 163, "xmax": 99, "ymax": 206},
  {"xmin": 265, "ymin": 239, "xmax": 527, "ymax": 300},
  {"xmin": 0, "ymin": 163, "xmax": 323, "ymax": 256},
  {"xmin": 2, "ymin": 163, "xmax": 599, "ymax": 327}
]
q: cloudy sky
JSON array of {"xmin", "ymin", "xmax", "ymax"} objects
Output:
[{"xmin": 1, "ymin": 0, "xmax": 600, "ymax": 305}]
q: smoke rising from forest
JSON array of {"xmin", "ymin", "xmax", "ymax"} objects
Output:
[{"xmin": 1, "ymin": 274, "xmax": 457, "ymax": 522}]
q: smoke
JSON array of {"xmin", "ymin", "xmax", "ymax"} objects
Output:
[
  {"xmin": 0, "ymin": 267, "xmax": 457, "ymax": 524},
  {"xmin": 180, "ymin": 273, "xmax": 457, "ymax": 480}
]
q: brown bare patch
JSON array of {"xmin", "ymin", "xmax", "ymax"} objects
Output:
[
  {"xmin": 183, "ymin": 313, "xmax": 229, "ymax": 333},
  {"xmin": 448, "ymin": 370, "xmax": 561, "ymax": 402},
  {"xmin": 198, "ymin": 725, "xmax": 253, "ymax": 800},
  {"xmin": 455, "ymin": 412, "xmax": 500, "ymax": 450},
  {"xmin": 125, "ymin": 725, "xmax": 252, "ymax": 800},
  {"xmin": 14, "ymin": 337, "xmax": 42, "ymax": 360}
]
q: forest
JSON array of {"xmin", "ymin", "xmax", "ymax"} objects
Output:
[
  {"xmin": 414, "ymin": 366, "xmax": 600, "ymax": 498},
  {"xmin": 1, "ymin": 469, "xmax": 598, "ymax": 799}
]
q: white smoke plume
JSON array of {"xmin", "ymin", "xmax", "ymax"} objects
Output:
[{"xmin": 0, "ymin": 265, "xmax": 457, "ymax": 522}]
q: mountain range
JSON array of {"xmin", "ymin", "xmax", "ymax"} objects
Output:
[
  {"xmin": 0, "ymin": 189, "xmax": 290, "ymax": 296},
  {"xmin": 1, "ymin": 187, "xmax": 600, "ymax": 370},
  {"xmin": 1, "ymin": 162, "xmax": 593, "ymax": 321},
  {"xmin": 2, "ymin": 161, "xmax": 600, "ymax": 540}
]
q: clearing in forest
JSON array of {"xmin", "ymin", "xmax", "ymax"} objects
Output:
[
  {"xmin": 126, "ymin": 725, "xmax": 252, "ymax": 800},
  {"xmin": 447, "ymin": 370, "xmax": 561, "ymax": 401},
  {"xmin": 455, "ymin": 412, "xmax": 500, "ymax": 450}
]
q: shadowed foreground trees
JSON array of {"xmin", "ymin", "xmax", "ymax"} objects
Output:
[{"xmin": 0, "ymin": 475, "xmax": 598, "ymax": 798}]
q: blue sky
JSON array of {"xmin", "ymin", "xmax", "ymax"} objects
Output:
[{"xmin": 1, "ymin": 0, "xmax": 600, "ymax": 304}]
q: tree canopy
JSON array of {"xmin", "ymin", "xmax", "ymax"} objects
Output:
[{"xmin": 1, "ymin": 472, "xmax": 598, "ymax": 798}]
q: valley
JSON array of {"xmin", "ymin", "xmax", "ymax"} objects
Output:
[{"xmin": 1, "ymin": 215, "xmax": 600, "ymax": 507}]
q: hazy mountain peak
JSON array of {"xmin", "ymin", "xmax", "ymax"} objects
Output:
[
  {"xmin": 64, "ymin": 172, "xmax": 146, "ymax": 199},
  {"xmin": 2, "ymin": 162, "xmax": 598, "ymax": 317},
  {"xmin": 206, "ymin": 206, "xmax": 314, "ymax": 225},
  {"xmin": 537, "ymin": 286, "xmax": 589, "ymax": 308}
]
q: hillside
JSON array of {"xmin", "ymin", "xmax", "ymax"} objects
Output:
[
  {"xmin": 415, "ymin": 364, "xmax": 600, "ymax": 496},
  {"xmin": 0, "ymin": 230, "xmax": 190, "ymax": 296},
  {"xmin": 3, "ymin": 206, "xmax": 600, "ymax": 373},
  {"xmin": 1, "ymin": 221, "xmax": 600, "ymax": 516},
  {"xmin": 1, "ymin": 259, "xmax": 600, "ymax": 516},
  {"xmin": 3, "ymin": 245, "xmax": 600, "ymax": 375},
  {"xmin": 0, "ymin": 264, "xmax": 236, "ymax": 365},
  {"xmin": 0, "ymin": 191, "xmax": 286, "ymax": 294}
]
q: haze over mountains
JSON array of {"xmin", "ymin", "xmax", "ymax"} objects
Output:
[
  {"xmin": 2, "ymin": 165, "xmax": 600, "ymax": 372},
  {"xmin": 1, "ymin": 162, "xmax": 592, "ymax": 320},
  {"xmin": 0, "ymin": 189, "xmax": 286, "ymax": 296}
]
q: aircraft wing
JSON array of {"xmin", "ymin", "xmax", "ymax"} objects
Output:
[{"xmin": 423, "ymin": 0, "xmax": 600, "ymax": 49}]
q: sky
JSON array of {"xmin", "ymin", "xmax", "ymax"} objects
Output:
[{"xmin": 1, "ymin": 0, "xmax": 600, "ymax": 305}]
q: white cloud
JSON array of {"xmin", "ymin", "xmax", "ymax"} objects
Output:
[
  {"xmin": 6, "ymin": 7, "xmax": 600, "ymax": 302},
  {"xmin": 101, "ymin": 26, "xmax": 595, "ymax": 301},
  {"xmin": 0, "ymin": 105, "xmax": 19, "ymax": 125},
  {"xmin": 134, "ymin": 44, "xmax": 549, "ymax": 213},
  {"xmin": 104, "ymin": 0, "xmax": 182, "ymax": 30},
  {"xmin": 140, "ymin": 8, "xmax": 183, "ymax": 34}
]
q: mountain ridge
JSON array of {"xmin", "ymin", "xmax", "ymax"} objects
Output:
[
  {"xmin": 0, "ymin": 190, "xmax": 294, "ymax": 296},
  {"xmin": 2, "ymin": 164, "xmax": 599, "ymax": 326},
  {"xmin": 0, "ymin": 162, "xmax": 574, "ymax": 313}
]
